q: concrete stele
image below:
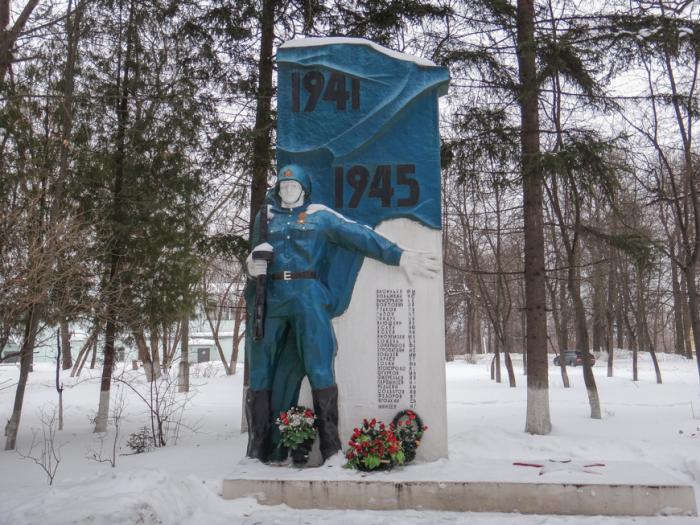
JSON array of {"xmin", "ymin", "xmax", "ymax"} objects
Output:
[{"xmin": 295, "ymin": 218, "xmax": 447, "ymax": 461}]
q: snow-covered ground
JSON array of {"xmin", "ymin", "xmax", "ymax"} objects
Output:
[{"xmin": 1, "ymin": 351, "xmax": 700, "ymax": 524}]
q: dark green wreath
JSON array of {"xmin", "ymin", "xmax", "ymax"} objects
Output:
[{"xmin": 391, "ymin": 409, "xmax": 427, "ymax": 464}]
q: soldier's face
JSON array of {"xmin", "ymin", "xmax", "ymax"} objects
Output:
[{"xmin": 279, "ymin": 180, "xmax": 304, "ymax": 207}]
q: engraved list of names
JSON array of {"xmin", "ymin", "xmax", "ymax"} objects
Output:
[{"xmin": 376, "ymin": 288, "xmax": 417, "ymax": 409}]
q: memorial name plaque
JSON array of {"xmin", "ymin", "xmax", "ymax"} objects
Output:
[
  {"xmin": 376, "ymin": 288, "xmax": 416, "ymax": 410},
  {"xmin": 276, "ymin": 37, "xmax": 449, "ymax": 460}
]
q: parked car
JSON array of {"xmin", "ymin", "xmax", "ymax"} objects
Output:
[{"xmin": 553, "ymin": 350, "xmax": 595, "ymax": 367}]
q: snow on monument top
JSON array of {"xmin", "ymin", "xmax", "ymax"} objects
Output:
[{"xmin": 279, "ymin": 37, "xmax": 436, "ymax": 67}]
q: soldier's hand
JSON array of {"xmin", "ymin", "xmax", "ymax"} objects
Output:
[
  {"xmin": 399, "ymin": 250, "xmax": 440, "ymax": 283},
  {"xmin": 247, "ymin": 259, "xmax": 268, "ymax": 277},
  {"xmin": 246, "ymin": 243, "xmax": 274, "ymax": 278}
]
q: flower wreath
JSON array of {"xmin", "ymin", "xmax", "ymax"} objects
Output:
[
  {"xmin": 391, "ymin": 409, "xmax": 427, "ymax": 464},
  {"xmin": 275, "ymin": 406, "xmax": 317, "ymax": 451},
  {"xmin": 344, "ymin": 418, "xmax": 404, "ymax": 471}
]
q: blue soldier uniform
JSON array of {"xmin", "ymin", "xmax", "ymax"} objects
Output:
[{"xmin": 245, "ymin": 165, "xmax": 403, "ymax": 462}]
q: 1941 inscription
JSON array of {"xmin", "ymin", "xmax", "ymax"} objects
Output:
[{"xmin": 376, "ymin": 288, "xmax": 417, "ymax": 409}]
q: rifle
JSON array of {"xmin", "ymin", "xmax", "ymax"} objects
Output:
[{"xmin": 252, "ymin": 205, "xmax": 273, "ymax": 341}]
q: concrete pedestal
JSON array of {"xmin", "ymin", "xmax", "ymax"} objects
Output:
[{"xmin": 222, "ymin": 459, "xmax": 697, "ymax": 517}]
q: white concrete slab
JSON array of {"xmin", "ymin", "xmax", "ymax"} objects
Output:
[{"xmin": 222, "ymin": 459, "xmax": 697, "ymax": 517}]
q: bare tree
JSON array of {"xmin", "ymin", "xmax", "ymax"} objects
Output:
[
  {"xmin": 16, "ymin": 407, "xmax": 62, "ymax": 485},
  {"xmin": 617, "ymin": 1, "xmax": 700, "ymax": 394},
  {"xmin": 201, "ymin": 263, "xmax": 245, "ymax": 375},
  {"xmin": 116, "ymin": 370, "xmax": 194, "ymax": 448}
]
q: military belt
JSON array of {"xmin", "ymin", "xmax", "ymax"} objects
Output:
[{"xmin": 270, "ymin": 270, "xmax": 317, "ymax": 281}]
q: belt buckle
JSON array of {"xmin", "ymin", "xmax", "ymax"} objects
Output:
[{"xmin": 283, "ymin": 270, "xmax": 292, "ymax": 281}]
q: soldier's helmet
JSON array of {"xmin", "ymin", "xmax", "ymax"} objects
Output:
[{"xmin": 276, "ymin": 164, "xmax": 311, "ymax": 197}]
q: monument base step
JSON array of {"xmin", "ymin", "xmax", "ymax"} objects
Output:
[{"xmin": 222, "ymin": 459, "xmax": 697, "ymax": 517}]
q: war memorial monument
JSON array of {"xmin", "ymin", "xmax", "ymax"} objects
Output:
[{"xmin": 223, "ymin": 37, "xmax": 697, "ymax": 517}]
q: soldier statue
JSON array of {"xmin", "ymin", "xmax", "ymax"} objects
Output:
[{"xmin": 244, "ymin": 164, "xmax": 438, "ymax": 464}]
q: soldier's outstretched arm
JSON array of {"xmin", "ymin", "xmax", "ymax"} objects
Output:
[
  {"xmin": 321, "ymin": 210, "xmax": 439, "ymax": 281},
  {"xmin": 322, "ymin": 212, "xmax": 402, "ymax": 266}
]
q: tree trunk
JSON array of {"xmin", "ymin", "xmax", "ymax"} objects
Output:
[
  {"xmin": 517, "ymin": 0, "xmax": 551, "ymax": 435},
  {"xmin": 648, "ymin": 339, "xmax": 662, "ymax": 384},
  {"xmin": 684, "ymin": 266, "xmax": 700, "ymax": 388},
  {"xmin": 249, "ymin": 0, "xmax": 276, "ymax": 235},
  {"xmin": 504, "ymin": 351, "xmax": 516, "ymax": 387},
  {"xmin": 149, "ymin": 330, "xmax": 161, "ymax": 377},
  {"xmin": 0, "ymin": 325, "xmax": 10, "ymax": 359},
  {"xmin": 71, "ymin": 327, "xmax": 97, "ymax": 377},
  {"xmin": 244, "ymin": 0, "xmax": 276, "ymax": 392},
  {"xmin": 205, "ymin": 300, "xmax": 232, "ymax": 375},
  {"xmin": 556, "ymin": 348, "xmax": 570, "ymax": 389},
  {"xmin": 0, "ymin": 1, "xmax": 8, "ymax": 35},
  {"xmin": 228, "ymin": 295, "xmax": 245, "ymax": 375},
  {"xmin": 476, "ymin": 309, "xmax": 484, "ymax": 355},
  {"xmin": 547, "ymin": 266, "xmax": 569, "ymax": 386},
  {"xmin": 163, "ymin": 321, "xmax": 181, "ymax": 371},
  {"xmin": 645, "ymin": 310, "xmax": 663, "ymax": 385},
  {"xmin": 55, "ymin": 1, "xmax": 83, "ymax": 357},
  {"xmin": 520, "ymin": 308, "xmax": 526, "ymax": 373},
  {"xmin": 95, "ymin": 317, "xmax": 116, "ymax": 433},
  {"xmin": 548, "ymin": 277, "xmax": 564, "ymax": 356},
  {"xmin": 615, "ymin": 297, "xmax": 625, "ymax": 350},
  {"xmin": 0, "ymin": 0, "xmax": 40, "ymax": 83},
  {"xmin": 680, "ymin": 271, "xmax": 694, "ymax": 359},
  {"xmin": 625, "ymin": 307, "xmax": 638, "ymax": 381},
  {"xmin": 56, "ymin": 330, "xmax": 64, "ymax": 431},
  {"xmin": 133, "ymin": 328, "xmax": 157, "ymax": 382},
  {"xmin": 178, "ymin": 312, "xmax": 190, "ymax": 392},
  {"xmin": 591, "ymin": 260, "xmax": 606, "ymax": 353},
  {"xmin": 671, "ymin": 246, "xmax": 687, "ymax": 357},
  {"xmin": 637, "ymin": 268, "xmax": 662, "ymax": 384},
  {"xmin": 606, "ymin": 254, "xmax": 616, "ymax": 378},
  {"xmin": 161, "ymin": 322, "xmax": 170, "ymax": 372},
  {"xmin": 569, "ymin": 264, "xmax": 601, "ymax": 419},
  {"xmin": 633, "ymin": 271, "xmax": 643, "ymax": 384},
  {"xmin": 60, "ymin": 318, "xmax": 72, "ymax": 370},
  {"xmin": 494, "ymin": 337, "xmax": 501, "ymax": 383},
  {"xmin": 464, "ymin": 301, "xmax": 472, "ymax": 355},
  {"xmin": 95, "ymin": 0, "xmax": 136, "ymax": 433},
  {"xmin": 4, "ymin": 303, "xmax": 42, "ymax": 450},
  {"xmin": 89, "ymin": 336, "xmax": 98, "ymax": 369}
]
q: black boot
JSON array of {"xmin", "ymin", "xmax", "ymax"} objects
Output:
[
  {"xmin": 245, "ymin": 388, "xmax": 272, "ymax": 462},
  {"xmin": 312, "ymin": 385, "xmax": 341, "ymax": 461}
]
